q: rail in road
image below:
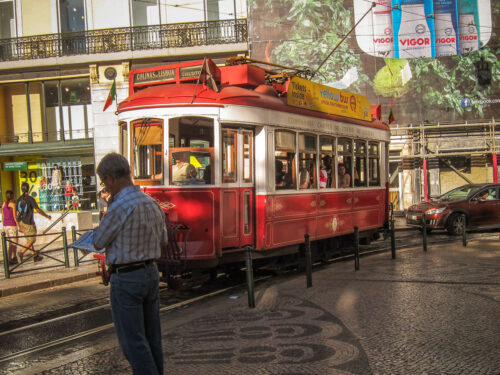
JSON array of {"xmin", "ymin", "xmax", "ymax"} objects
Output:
[{"xmin": 0, "ymin": 228, "xmax": 498, "ymax": 373}]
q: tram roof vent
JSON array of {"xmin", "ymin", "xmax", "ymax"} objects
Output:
[{"xmin": 220, "ymin": 64, "xmax": 266, "ymax": 88}]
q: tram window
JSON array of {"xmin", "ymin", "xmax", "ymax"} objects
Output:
[
  {"xmin": 131, "ymin": 118, "xmax": 163, "ymax": 182},
  {"xmin": 275, "ymin": 130, "xmax": 296, "ymax": 190},
  {"xmin": 338, "ymin": 138, "xmax": 353, "ymax": 188},
  {"xmin": 299, "ymin": 134, "xmax": 316, "ymax": 189},
  {"xmin": 119, "ymin": 121, "xmax": 128, "ymax": 158},
  {"xmin": 354, "ymin": 140, "xmax": 367, "ymax": 187},
  {"xmin": 222, "ymin": 129, "xmax": 237, "ymax": 183},
  {"xmin": 169, "ymin": 117, "xmax": 214, "ymax": 185},
  {"xmin": 369, "ymin": 142, "xmax": 380, "ymax": 186},
  {"xmin": 320, "ymin": 136, "xmax": 335, "ymax": 188},
  {"xmin": 243, "ymin": 131, "xmax": 253, "ymax": 183}
]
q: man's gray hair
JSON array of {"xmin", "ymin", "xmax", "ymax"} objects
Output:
[{"xmin": 97, "ymin": 153, "xmax": 131, "ymax": 180}]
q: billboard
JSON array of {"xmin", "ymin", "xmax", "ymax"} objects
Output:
[
  {"xmin": 354, "ymin": 0, "xmax": 492, "ymax": 58},
  {"xmin": 248, "ymin": 0, "xmax": 499, "ymax": 124}
]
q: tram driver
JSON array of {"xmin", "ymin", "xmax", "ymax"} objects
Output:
[{"xmin": 172, "ymin": 151, "xmax": 197, "ymax": 184}]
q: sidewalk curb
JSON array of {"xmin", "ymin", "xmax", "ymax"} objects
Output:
[{"xmin": 0, "ymin": 271, "xmax": 98, "ymax": 298}]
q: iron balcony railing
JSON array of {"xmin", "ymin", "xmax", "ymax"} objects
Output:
[{"xmin": 0, "ymin": 19, "xmax": 248, "ymax": 62}]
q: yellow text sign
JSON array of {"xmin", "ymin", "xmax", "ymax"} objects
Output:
[{"xmin": 287, "ymin": 77, "xmax": 372, "ymax": 121}]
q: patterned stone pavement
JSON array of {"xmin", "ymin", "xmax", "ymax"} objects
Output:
[{"xmin": 3, "ymin": 238, "xmax": 500, "ymax": 374}]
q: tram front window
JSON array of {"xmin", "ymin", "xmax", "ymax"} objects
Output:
[
  {"xmin": 131, "ymin": 118, "xmax": 163, "ymax": 182},
  {"xmin": 169, "ymin": 117, "xmax": 214, "ymax": 185}
]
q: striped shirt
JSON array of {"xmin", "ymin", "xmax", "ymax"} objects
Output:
[{"xmin": 93, "ymin": 185, "xmax": 168, "ymax": 265}]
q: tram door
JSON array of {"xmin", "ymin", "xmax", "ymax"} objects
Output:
[{"xmin": 221, "ymin": 128, "xmax": 254, "ymax": 249}]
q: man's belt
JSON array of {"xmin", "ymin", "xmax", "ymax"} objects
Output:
[{"xmin": 109, "ymin": 259, "xmax": 154, "ymax": 274}]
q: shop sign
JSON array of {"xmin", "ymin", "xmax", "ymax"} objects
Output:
[
  {"xmin": 287, "ymin": 77, "xmax": 372, "ymax": 121},
  {"xmin": 3, "ymin": 161, "xmax": 27, "ymax": 171}
]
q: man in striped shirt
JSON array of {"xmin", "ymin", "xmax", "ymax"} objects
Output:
[{"xmin": 93, "ymin": 153, "xmax": 167, "ymax": 375}]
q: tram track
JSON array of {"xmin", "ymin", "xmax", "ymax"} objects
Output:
[{"xmin": 0, "ymin": 229, "xmax": 497, "ymax": 366}]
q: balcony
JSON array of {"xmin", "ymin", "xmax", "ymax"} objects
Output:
[
  {"xmin": 0, "ymin": 19, "xmax": 248, "ymax": 63},
  {"xmin": 0, "ymin": 129, "xmax": 94, "ymax": 157}
]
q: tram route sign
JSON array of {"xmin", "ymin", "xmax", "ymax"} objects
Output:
[{"xmin": 287, "ymin": 77, "xmax": 372, "ymax": 121}]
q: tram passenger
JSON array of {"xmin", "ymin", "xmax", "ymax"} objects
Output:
[
  {"xmin": 320, "ymin": 156, "xmax": 334, "ymax": 188},
  {"xmin": 338, "ymin": 164, "xmax": 351, "ymax": 188},
  {"xmin": 275, "ymin": 160, "xmax": 285, "ymax": 188},
  {"xmin": 93, "ymin": 153, "xmax": 167, "ymax": 375},
  {"xmin": 299, "ymin": 160, "xmax": 310, "ymax": 189},
  {"xmin": 172, "ymin": 151, "xmax": 197, "ymax": 183}
]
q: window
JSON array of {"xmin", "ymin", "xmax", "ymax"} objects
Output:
[
  {"xmin": 354, "ymin": 140, "xmax": 367, "ymax": 187},
  {"xmin": 368, "ymin": 142, "xmax": 380, "ymax": 186},
  {"xmin": 275, "ymin": 130, "xmax": 296, "ymax": 190},
  {"xmin": 169, "ymin": 117, "xmax": 214, "ymax": 185},
  {"xmin": 319, "ymin": 136, "xmax": 335, "ymax": 189},
  {"xmin": 59, "ymin": 0, "xmax": 85, "ymax": 32},
  {"xmin": 337, "ymin": 138, "xmax": 353, "ymax": 188},
  {"xmin": 0, "ymin": 1, "xmax": 14, "ymax": 40},
  {"xmin": 132, "ymin": 118, "xmax": 163, "ymax": 182},
  {"xmin": 242, "ymin": 131, "xmax": 253, "ymax": 183},
  {"xmin": 222, "ymin": 129, "xmax": 237, "ymax": 183},
  {"xmin": 119, "ymin": 121, "xmax": 128, "ymax": 157},
  {"xmin": 298, "ymin": 133, "xmax": 316, "ymax": 189}
]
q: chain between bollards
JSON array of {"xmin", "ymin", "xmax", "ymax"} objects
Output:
[
  {"xmin": 2, "ymin": 232, "xmax": 10, "ymax": 279},
  {"xmin": 354, "ymin": 226, "xmax": 360, "ymax": 270},
  {"xmin": 245, "ymin": 246, "xmax": 255, "ymax": 308},
  {"xmin": 305, "ymin": 233, "xmax": 312, "ymax": 288},
  {"xmin": 422, "ymin": 213, "xmax": 428, "ymax": 252},
  {"xmin": 462, "ymin": 214, "xmax": 467, "ymax": 247}
]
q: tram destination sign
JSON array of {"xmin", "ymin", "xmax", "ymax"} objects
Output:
[{"xmin": 287, "ymin": 77, "xmax": 372, "ymax": 122}]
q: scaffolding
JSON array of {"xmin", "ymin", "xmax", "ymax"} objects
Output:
[{"xmin": 389, "ymin": 118, "xmax": 500, "ymax": 211}]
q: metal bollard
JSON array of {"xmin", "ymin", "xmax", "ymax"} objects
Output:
[
  {"xmin": 305, "ymin": 233, "xmax": 312, "ymax": 288},
  {"xmin": 2, "ymin": 232, "xmax": 10, "ymax": 279},
  {"xmin": 422, "ymin": 213, "xmax": 428, "ymax": 252},
  {"xmin": 354, "ymin": 226, "xmax": 360, "ymax": 270},
  {"xmin": 462, "ymin": 214, "xmax": 467, "ymax": 247},
  {"xmin": 390, "ymin": 217, "xmax": 396, "ymax": 259},
  {"xmin": 71, "ymin": 226, "xmax": 79, "ymax": 267},
  {"xmin": 62, "ymin": 227, "xmax": 69, "ymax": 268},
  {"xmin": 245, "ymin": 246, "xmax": 255, "ymax": 308}
]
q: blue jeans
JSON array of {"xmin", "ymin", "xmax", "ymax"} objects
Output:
[{"xmin": 110, "ymin": 263, "xmax": 163, "ymax": 375}]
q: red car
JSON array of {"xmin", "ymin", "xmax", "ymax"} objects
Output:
[{"xmin": 406, "ymin": 184, "xmax": 500, "ymax": 235}]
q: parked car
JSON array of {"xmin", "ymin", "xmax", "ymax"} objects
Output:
[{"xmin": 406, "ymin": 183, "xmax": 500, "ymax": 235}]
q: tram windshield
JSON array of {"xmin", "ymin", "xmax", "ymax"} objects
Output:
[{"xmin": 169, "ymin": 116, "xmax": 214, "ymax": 185}]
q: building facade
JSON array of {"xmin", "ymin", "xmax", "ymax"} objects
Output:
[{"xmin": 0, "ymin": 0, "xmax": 248, "ymax": 210}]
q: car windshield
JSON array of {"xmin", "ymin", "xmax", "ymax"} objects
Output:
[{"xmin": 439, "ymin": 185, "xmax": 482, "ymax": 201}]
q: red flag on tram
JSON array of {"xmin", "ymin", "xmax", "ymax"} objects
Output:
[
  {"xmin": 387, "ymin": 108, "xmax": 395, "ymax": 124},
  {"xmin": 103, "ymin": 80, "xmax": 116, "ymax": 112}
]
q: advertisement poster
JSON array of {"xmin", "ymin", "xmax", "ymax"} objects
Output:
[{"xmin": 249, "ymin": 0, "xmax": 499, "ymax": 124}]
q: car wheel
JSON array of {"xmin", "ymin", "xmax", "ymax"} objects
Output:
[{"xmin": 447, "ymin": 213, "xmax": 466, "ymax": 235}]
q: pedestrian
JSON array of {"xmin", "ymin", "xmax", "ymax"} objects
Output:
[
  {"xmin": 2, "ymin": 190, "xmax": 19, "ymax": 265},
  {"xmin": 17, "ymin": 182, "xmax": 52, "ymax": 262},
  {"xmin": 97, "ymin": 188, "xmax": 110, "ymax": 220},
  {"xmin": 92, "ymin": 152, "xmax": 167, "ymax": 375}
]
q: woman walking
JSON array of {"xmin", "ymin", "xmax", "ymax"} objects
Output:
[{"xmin": 2, "ymin": 190, "xmax": 19, "ymax": 265}]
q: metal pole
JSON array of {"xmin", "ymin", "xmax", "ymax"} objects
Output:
[
  {"xmin": 62, "ymin": 227, "xmax": 69, "ymax": 268},
  {"xmin": 354, "ymin": 226, "xmax": 360, "ymax": 270},
  {"xmin": 422, "ymin": 213, "xmax": 428, "ymax": 252},
  {"xmin": 71, "ymin": 226, "xmax": 79, "ymax": 267},
  {"xmin": 305, "ymin": 233, "xmax": 312, "ymax": 288},
  {"xmin": 462, "ymin": 214, "xmax": 467, "ymax": 247},
  {"xmin": 390, "ymin": 203, "xmax": 396, "ymax": 259},
  {"xmin": 2, "ymin": 232, "xmax": 10, "ymax": 279},
  {"xmin": 245, "ymin": 246, "xmax": 255, "ymax": 308}
]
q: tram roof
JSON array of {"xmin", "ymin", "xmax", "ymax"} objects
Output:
[{"xmin": 117, "ymin": 83, "xmax": 389, "ymax": 131}]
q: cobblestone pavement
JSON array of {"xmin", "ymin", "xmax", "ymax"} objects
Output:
[{"xmin": 3, "ymin": 239, "xmax": 500, "ymax": 374}]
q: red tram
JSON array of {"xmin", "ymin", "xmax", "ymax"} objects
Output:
[{"xmin": 113, "ymin": 58, "xmax": 390, "ymax": 282}]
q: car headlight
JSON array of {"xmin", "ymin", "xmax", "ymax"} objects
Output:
[{"xmin": 425, "ymin": 207, "xmax": 446, "ymax": 215}]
